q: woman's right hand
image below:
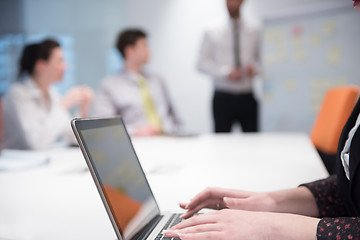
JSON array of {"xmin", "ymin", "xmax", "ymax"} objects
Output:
[
  {"xmin": 180, "ymin": 187, "xmax": 277, "ymax": 219},
  {"xmin": 165, "ymin": 209, "xmax": 319, "ymax": 240},
  {"xmin": 61, "ymin": 86, "xmax": 94, "ymax": 117}
]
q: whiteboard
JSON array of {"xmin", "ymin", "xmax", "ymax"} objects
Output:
[{"xmin": 260, "ymin": 3, "xmax": 360, "ymax": 133}]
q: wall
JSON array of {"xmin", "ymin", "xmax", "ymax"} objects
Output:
[
  {"xmin": 0, "ymin": 0, "xmax": 23, "ymax": 34},
  {"xmin": 0, "ymin": 0, "xmax": 24, "ymax": 96},
  {"xmin": 22, "ymin": 0, "xmax": 125, "ymax": 88},
  {"xmin": 261, "ymin": 3, "xmax": 360, "ymax": 132}
]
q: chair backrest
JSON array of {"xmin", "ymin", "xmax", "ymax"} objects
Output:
[{"xmin": 311, "ymin": 85, "xmax": 359, "ymax": 154}]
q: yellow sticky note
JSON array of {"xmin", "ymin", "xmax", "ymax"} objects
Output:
[
  {"xmin": 264, "ymin": 55, "xmax": 276, "ymax": 65},
  {"xmin": 293, "ymin": 36, "xmax": 302, "ymax": 47},
  {"xmin": 323, "ymin": 21, "xmax": 336, "ymax": 35},
  {"xmin": 284, "ymin": 79, "xmax": 297, "ymax": 91},
  {"xmin": 295, "ymin": 50, "xmax": 306, "ymax": 62},
  {"xmin": 327, "ymin": 46, "xmax": 342, "ymax": 65},
  {"xmin": 335, "ymin": 77, "xmax": 348, "ymax": 85},
  {"xmin": 310, "ymin": 34, "xmax": 321, "ymax": 46},
  {"xmin": 278, "ymin": 51, "xmax": 288, "ymax": 62},
  {"xmin": 263, "ymin": 93, "xmax": 274, "ymax": 103}
]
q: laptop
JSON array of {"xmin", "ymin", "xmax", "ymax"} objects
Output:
[{"xmin": 71, "ymin": 117, "xmax": 182, "ymax": 240}]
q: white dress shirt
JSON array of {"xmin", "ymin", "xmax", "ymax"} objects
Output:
[
  {"xmin": 1, "ymin": 78, "xmax": 74, "ymax": 150},
  {"xmin": 92, "ymin": 70, "xmax": 180, "ymax": 134},
  {"xmin": 197, "ymin": 18, "xmax": 260, "ymax": 93}
]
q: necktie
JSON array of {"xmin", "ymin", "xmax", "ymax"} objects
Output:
[
  {"xmin": 233, "ymin": 19, "xmax": 241, "ymax": 68},
  {"xmin": 137, "ymin": 75, "xmax": 163, "ymax": 131}
]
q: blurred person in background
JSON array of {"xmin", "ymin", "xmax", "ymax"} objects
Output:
[
  {"xmin": 197, "ymin": 0, "xmax": 260, "ymax": 133},
  {"xmin": 1, "ymin": 38, "xmax": 93, "ymax": 150},
  {"xmin": 93, "ymin": 29, "xmax": 180, "ymax": 136}
]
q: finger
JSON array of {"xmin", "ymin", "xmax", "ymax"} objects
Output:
[
  {"xmin": 185, "ymin": 191, "xmax": 214, "ymax": 210},
  {"xmin": 181, "ymin": 231, "xmax": 222, "ymax": 240},
  {"xmin": 181, "ymin": 199, "xmax": 222, "ymax": 219},
  {"xmin": 223, "ymin": 196, "xmax": 260, "ymax": 210},
  {"xmin": 186, "ymin": 188, "xmax": 227, "ymax": 210},
  {"xmin": 183, "ymin": 188, "xmax": 250, "ymax": 218},
  {"xmin": 223, "ymin": 197, "xmax": 245, "ymax": 209},
  {"xmin": 179, "ymin": 202, "xmax": 188, "ymax": 209},
  {"xmin": 163, "ymin": 229, "xmax": 181, "ymax": 238},
  {"xmin": 164, "ymin": 224, "xmax": 220, "ymax": 238},
  {"xmin": 172, "ymin": 211, "xmax": 219, "ymax": 230},
  {"xmin": 181, "ymin": 209, "xmax": 200, "ymax": 219},
  {"xmin": 179, "ymin": 223, "xmax": 221, "ymax": 233}
]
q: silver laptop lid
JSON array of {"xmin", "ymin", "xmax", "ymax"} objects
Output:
[{"xmin": 71, "ymin": 117, "xmax": 160, "ymax": 240}]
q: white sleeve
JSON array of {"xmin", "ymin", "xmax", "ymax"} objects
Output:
[
  {"xmin": 197, "ymin": 31, "xmax": 232, "ymax": 79},
  {"xmin": 158, "ymin": 78, "xmax": 182, "ymax": 134},
  {"xmin": 91, "ymin": 80, "xmax": 117, "ymax": 117},
  {"xmin": 8, "ymin": 90, "xmax": 71, "ymax": 150}
]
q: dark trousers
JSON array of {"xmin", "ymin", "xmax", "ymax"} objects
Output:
[{"xmin": 213, "ymin": 91, "xmax": 258, "ymax": 133}]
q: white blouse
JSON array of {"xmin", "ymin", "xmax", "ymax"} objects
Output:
[{"xmin": 1, "ymin": 78, "xmax": 74, "ymax": 150}]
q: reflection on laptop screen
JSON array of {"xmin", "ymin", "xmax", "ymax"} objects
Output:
[{"xmin": 76, "ymin": 118, "xmax": 159, "ymax": 239}]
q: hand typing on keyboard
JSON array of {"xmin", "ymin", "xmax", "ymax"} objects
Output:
[
  {"xmin": 178, "ymin": 187, "xmax": 275, "ymax": 219},
  {"xmin": 163, "ymin": 187, "xmax": 320, "ymax": 239}
]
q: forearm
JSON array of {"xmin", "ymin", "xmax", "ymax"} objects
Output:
[
  {"xmin": 197, "ymin": 59, "xmax": 231, "ymax": 79},
  {"xmin": 269, "ymin": 186, "xmax": 319, "ymax": 217},
  {"xmin": 197, "ymin": 33, "xmax": 231, "ymax": 79},
  {"xmin": 301, "ymin": 175, "xmax": 347, "ymax": 217},
  {"xmin": 270, "ymin": 212, "xmax": 320, "ymax": 240},
  {"xmin": 274, "ymin": 215, "xmax": 360, "ymax": 240}
]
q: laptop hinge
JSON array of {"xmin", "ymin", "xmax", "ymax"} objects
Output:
[{"xmin": 131, "ymin": 215, "xmax": 163, "ymax": 240}]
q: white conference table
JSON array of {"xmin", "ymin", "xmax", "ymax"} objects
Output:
[{"xmin": 0, "ymin": 133, "xmax": 328, "ymax": 240}]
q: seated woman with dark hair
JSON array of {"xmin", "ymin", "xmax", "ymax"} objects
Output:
[{"xmin": 1, "ymin": 38, "xmax": 93, "ymax": 150}]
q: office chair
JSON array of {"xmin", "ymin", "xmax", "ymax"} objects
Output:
[{"xmin": 311, "ymin": 85, "xmax": 359, "ymax": 174}]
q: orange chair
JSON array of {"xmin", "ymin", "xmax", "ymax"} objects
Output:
[{"xmin": 311, "ymin": 85, "xmax": 359, "ymax": 173}]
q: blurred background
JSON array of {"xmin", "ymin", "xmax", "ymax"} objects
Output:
[{"xmin": 1, "ymin": 0, "xmax": 359, "ymax": 134}]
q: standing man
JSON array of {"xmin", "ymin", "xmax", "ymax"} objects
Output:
[
  {"xmin": 198, "ymin": 0, "xmax": 260, "ymax": 133},
  {"xmin": 93, "ymin": 29, "xmax": 180, "ymax": 136}
]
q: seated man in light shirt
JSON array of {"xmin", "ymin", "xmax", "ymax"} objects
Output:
[{"xmin": 93, "ymin": 29, "xmax": 181, "ymax": 136}]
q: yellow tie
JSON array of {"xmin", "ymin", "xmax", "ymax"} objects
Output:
[{"xmin": 137, "ymin": 75, "xmax": 163, "ymax": 131}]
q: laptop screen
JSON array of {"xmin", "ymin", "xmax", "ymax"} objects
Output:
[{"xmin": 74, "ymin": 118, "xmax": 160, "ymax": 239}]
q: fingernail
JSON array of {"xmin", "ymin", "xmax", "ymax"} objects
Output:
[
  {"xmin": 163, "ymin": 229, "xmax": 181, "ymax": 237},
  {"xmin": 179, "ymin": 202, "xmax": 188, "ymax": 209},
  {"xmin": 223, "ymin": 197, "xmax": 231, "ymax": 206}
]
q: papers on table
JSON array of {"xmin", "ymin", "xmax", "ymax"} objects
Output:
[{"xmin": 0, "ymin": 149, "xmax": 50, "ymax": 171}]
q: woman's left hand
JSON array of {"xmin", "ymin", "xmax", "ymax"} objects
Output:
[{"xmin": 164, "ymin": 209, "xmax": 270, "ymax": 240}]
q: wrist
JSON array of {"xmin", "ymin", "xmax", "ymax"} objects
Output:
[
  {"xmin": 269, "ymin": 213, "xmax": 320, "ymax": 240},
  {"xmin": 60, "ymin": 98, "xmax": 70, "ymax": 110},
  {"xmin": 267, "ymin": 191, "xmax": 284, "ymax": 212}
]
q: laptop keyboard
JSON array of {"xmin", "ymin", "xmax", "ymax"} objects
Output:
[{"xmin": 154, "ymin": 213, "xmax": 183, "ymax": 240}]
